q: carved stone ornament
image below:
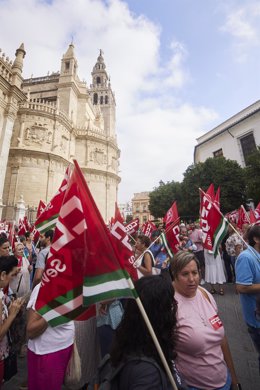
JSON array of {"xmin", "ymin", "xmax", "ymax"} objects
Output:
[
  {"xmin": 24, "ymin": 123, "xmax": 52, "ymax": 146},
  {"xmin": 89, "ymin": 148, "xmax": 106, "ymax": 165}
]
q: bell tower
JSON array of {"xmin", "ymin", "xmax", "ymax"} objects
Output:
[{"xmin": 90, "ymin": 50, "xmax": 116, "ymax": 139}]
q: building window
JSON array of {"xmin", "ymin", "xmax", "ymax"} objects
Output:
[
  {"xmin": 93, "ymin": 93, "xmax": 98, "ymax": 105},
  {"xmin": 240, "ymin": 132, "xmax": 257, "ymax": 165},
  {"xmin": 65, "ymin": 61, "xmax": 70, "ymax": 70},
  {"xmin": 105, "ymin": 95, "xmax": 108, "ymax": 104},
  {"xmin": 96, "ymin": 76, "xmax": 101, "ymax": 84},
  {"xmin": 213, "ymin": 148, "xmax": 223, "ymax": 158},
  {"xmin": 100, "ymin": 96, "xmax": 103, "ymax": 104}
]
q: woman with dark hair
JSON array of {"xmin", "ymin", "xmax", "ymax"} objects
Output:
[
  {"xmin": 110, "ymin": 274, "xmax": 183, "ymax": 389},
  {"xmin": 135, "ymin": 235, "xmax": 155, "ymax": 277},
  {"xmin": 0, "ymin": 237, "xmax": 10, "ymax": 257},
  {"xmin": 0, "ymin": 255, "xmax": 24, "ymax": 387},
  {"xmin": 171, "ymin": 251, "xmax": 240, "ymax": 390}
]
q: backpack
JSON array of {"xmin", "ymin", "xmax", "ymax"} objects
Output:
[{"xmin": 88, "ymin": 354, "xmax": 170, "ymax": 390}]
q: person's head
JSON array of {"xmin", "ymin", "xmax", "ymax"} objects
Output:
[
  {"xmin": 170, "ymin": 251, "xmax": 200, "ymax": 298},
  {"xmin": 14, "ymin": 242, "xmax": 24, "ymax": 258},
  {"xmin": 25, "ymin": 231, "xmax": 34, "ymax": 241},
  {"xmin": 0, "ymin": 236, "xmax": 10, "ymax": 257},
  {"xmin": 110, "ymin": 274, "xmax": 177, "ymax": 368},
  {"xmin": 135, "ymin": 234, "xmax": 150, "ymax": 253},
  {"xmin": 19, "ymin": 235, "xmax": 26, "ymax": 245},
  {"xmin": 247, "ymin": 224, "xmax": 260, "ymax": 250},
  {"xmin": 0, "ymin": 256, "xmax": 18, "ymax": 288},
  {"xmin": 39, "ymin": 229, "xmax": 54, "ymax": 248}
]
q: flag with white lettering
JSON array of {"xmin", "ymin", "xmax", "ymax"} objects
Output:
[
  {"xmin": 163, "ymin": 201, "xmax": 179, "ymax": 227},
  {"xmin": 237, "ymin": 205, "xmax": 250, "ymax": 229},
  {"xmin": 36, "ymin": 200, "xmax": 47, "ymax": 218},
  {"xmin": 125, "ymin": 218, "xmax": 139, "ymax": 236},
  {"xmin": 35, "ymin": 167, "xmax": 70, "ymax": 233},
  {"xmin": 199, "ymin": 187, "xmax": 228, "ymax": 257},
  {"xmin": 35, "ymin": 161, "xmax": 136, "ymax": 326},
  {"xmin": 141, "ymin": 221, "xmax": 157, "ymax": 238}
]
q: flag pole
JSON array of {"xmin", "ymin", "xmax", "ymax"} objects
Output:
[
  {"xmin": 127, "ymin": 277, "xmax": 178, "ymax": 390},
  {"xmin": 199, "ymin": 188, "xmax": 259, "ymax": 262}
]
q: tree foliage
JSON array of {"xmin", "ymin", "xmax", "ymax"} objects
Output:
[
  {"xmin": 245, "ymin": 147, "xmax": 260, "ymax": 204},
  {"xmin": 149, "ymin": 157, "xmax": 247, "ymax": 219}
]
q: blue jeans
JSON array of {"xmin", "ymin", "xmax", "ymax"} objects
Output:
[
  {"xmin": 247, "ymin": 325, "xmax": 260, "ymax": 373},
  {"xmin": 187, "ymin": 370, "xmax": 231, "ymax": 390}
]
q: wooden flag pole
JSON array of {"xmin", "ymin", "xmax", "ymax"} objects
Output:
[{"xmin": 127, "ymin": 277, "xmax": 178, "ymax": 390}]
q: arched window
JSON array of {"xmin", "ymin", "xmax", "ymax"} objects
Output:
[
  {"xmin": 93, "ymin": 93, "xmax": 98, "ymax": 105},
  {"xmin": 96, "ymin": 76, "xmax": 101, "ymax": 84},
  {"xmin": 100, "ymin": 96, "xmax": 103, "ymax": 104},
  {"xmin": 105, "ymin": 95, "xmax": 108, "ymax": 104}
]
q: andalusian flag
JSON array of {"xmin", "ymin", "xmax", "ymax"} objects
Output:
[
  {"xmin": 34, "ymin": 167, "xmax": 70, "ymax": 233},
  {"xmin": 35, "ymin": 161, "xmax": 137, "ymax": 326}
]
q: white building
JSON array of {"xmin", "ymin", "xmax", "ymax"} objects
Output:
[{"xmin": 194, "ymin": 100, "xmax": 260, "ymax": 166}]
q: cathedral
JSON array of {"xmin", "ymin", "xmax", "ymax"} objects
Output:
[{"xmin": 0, "ymin": 43, "xmax": 120, "ymax": 223}]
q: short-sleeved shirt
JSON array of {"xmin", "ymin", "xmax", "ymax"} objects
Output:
[
  {"xmin": 235, "ymin": 246, "xmax": 260, "ymax": 328},
  {"xmin": 27, "ymin": 284, "xmax": 75, "ymax": 355},
  {"xmin": 175, "ymin": 288, "xmax": 226, "ymax": 389},
  {"xmin": 35, "ymin": 246, "xmax": 50, "ymax": 270}
]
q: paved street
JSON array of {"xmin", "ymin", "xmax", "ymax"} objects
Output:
[{"xmin": 3, "ymin": 283, "xmax": 260, "ymax": 390}]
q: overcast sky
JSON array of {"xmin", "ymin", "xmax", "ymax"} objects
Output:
[{"xmin": 1, "ymin": 0, "xmax": 260, "ymax": 203}]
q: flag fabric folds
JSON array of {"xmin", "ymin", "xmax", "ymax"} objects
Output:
[
  {"xmin": 35, "ymin": 167, "xmax": 70, "ymax": 233},
  {"xmin": 141, "ymin": 221, "xmax": 157, "ymax": 238},
  {"xmin": 35, "ymin": 161, "xmax": 137, "ymax": 326},
  {"xmin": 199, "ymin": 186, "xmax": 228, "ymax": 257},
  {"xmin": 237, "ymin": 205, "xmax": 250, "ymax": 229},
  {"xmin": 125, "ymin": 218, "xmax": 139, "ymax": 236},
  {"xmin": 163, "ymin": 201, "xmax": 179, "ymax": 227}
]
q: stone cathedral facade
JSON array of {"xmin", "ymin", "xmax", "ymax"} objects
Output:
[{"xmin": 0, "ymin": 43, "xmax": 120, "ymax": 223}]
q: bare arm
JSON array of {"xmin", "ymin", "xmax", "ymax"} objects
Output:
[
  {"xmin": 221, "ymin": 336, "xmax": 239, "ymax": 388},
  {"xmin": 138, "ymin": 252, "xmax": 153, "ymax": 276},
  {"xmin": 236, "ymin": 283, "xmax": 260, "ymax": 294},
  {"xmin": 32, "ymin": 268, "xmax": 44, "ymax": 289},
  {"xmin": 0, "ymin": 299, "xmax": 24, "ymax": 341},
  {"xmin": 27, "ymin": 308, "xmax": 48, "ymax": 339}
]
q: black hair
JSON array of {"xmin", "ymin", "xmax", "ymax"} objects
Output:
[
  {"xmin": 110, "ymin": 274, "xmax": 177, "ymax": 369},
  {"xmin": 247, "ymin": 224, "xmax": 260, "ymax": 247},
  {"xmin": 0, "ymin": 255, "xmax": 18, "ymax": 274},
  {"xmin": 137, "ymin": 234, "xmax": 151, "ymax": 248},
  {"xmin": 0, "ymin": 236, "xmax": 9, "ymax": 247},
  {"xmin": 25, "ymin": 231, "xmax": 31, "ymax": 239},
  {"xmin": 44, "ymin": 229, "xmax": 54, "ymax": 242}
]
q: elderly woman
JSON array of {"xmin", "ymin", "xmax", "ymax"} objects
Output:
[
  {"xmin": 171, "ymin": 251, "xmax": 240, "ymax": 390},
  {"xmin": 0, "ymin": 255, "xmax": 24, "ymax": 387},
  {"xmin": 135, "ymin": 235, "xmax": 155, "ymax": 277},
  {"xmin": 10, "ymin": 242, "xmax": 31, "ymax": 298}
]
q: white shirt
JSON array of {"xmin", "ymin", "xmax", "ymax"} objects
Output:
[{"xmin": 27, "ymin": 284, "xmax": 75, "ymax": 355}]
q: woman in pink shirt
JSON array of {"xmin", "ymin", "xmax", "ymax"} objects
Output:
[{"xmin": 171, "ymin": 251, "xmax": 240, "ymax": 390}]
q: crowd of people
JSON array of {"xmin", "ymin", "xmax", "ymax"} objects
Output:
[{"xmin": 0, "ymin": 216, "xmax": 259, "ymax": 390}]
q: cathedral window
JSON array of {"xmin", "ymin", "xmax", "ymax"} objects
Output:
[
  {"xmin": 239, "ymin": 132, "xmax": 257, "ymax": 165},
  {"xmin": 100, "ymin": 96, "xmax": 103, "ymax": 104},
  {"xmin": 96, "ymin": 76, "xmax": 101, "ymax": 84},
  {"xmin": 93, "ymin": 93, "xmax": 98, "ymax": 105},
  {"xmin": 105, "ymin": 95, "xmax": 108, "ymax": 104},
  {"xmin": 65, "ymin": 61, "xmax": 70, "ymax": 70}
]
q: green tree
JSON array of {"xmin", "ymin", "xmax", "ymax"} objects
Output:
[
  {"xmin": 149, "ymin": 180, "xmax": 182, "ymax": 218},
  {"xmin": 181, "ymin": 157, "xmax": 246, "ymax": 215},
  {"xmin": 245, "ymin": 146, "xmax": 260, "ymax": 205},
  {"xmin": 125, "ymin": 214, "xmax": 133, "ymax": 224}
]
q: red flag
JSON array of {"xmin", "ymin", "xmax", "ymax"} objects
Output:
[
  {"xmin": 35, "ymin": 167, "xmax": 70, "ymax": 233},
  {"xmin": 125, "ymin": 218, "xmax": 139, "ymax": 235},
  {"xmin": 36, "ymin": 200, "xmax": 47, "ymax": 218},
  {"xmin": 114, "ymin": 203, "xmax": 124, "ymax": 224},
  {"xmin": 255, "ymin": 202, "xmax": 260, "ymax": 221},
  {"xmin": 225, "ymin": 209, "xmax": 238, "ymax": 224},
  {"xmin": 214, "ymin": 187, "xmax": 220, "ymax": 210},
  {"xmin": 163, "ymin": 201, "xmax": 179, "ymax": 227},
  {"xmin": 35, "ymin": 161, "xmax": 136, "ymax": 326},
  {"xmin": 237, "ymin": 205, "xmax": 250, "ymax": 229},
  {"xmin": 141, "ymin": 221, "xmax": 157, "ymax": 238},
  {"xmin": 165, "ymin": 219, "xmax": 180, "ymax": 254},
  {"xmin": 249, "ymin": 209, "xmax": 257, "ymax": 224},
  {"xmin": 23, "ymin": 216, "xmax": 31, "ymax": 232},
  {"xmin": 199, "ymin": 188, "xmax": 228, "ymax": 256},
  {"xmin": 30, "ymin": 224, "xmax": 40, "ymax": 243},
  {"xmin": 18, "ymin": 218, "xmax": 26, "ymax": 236}
]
